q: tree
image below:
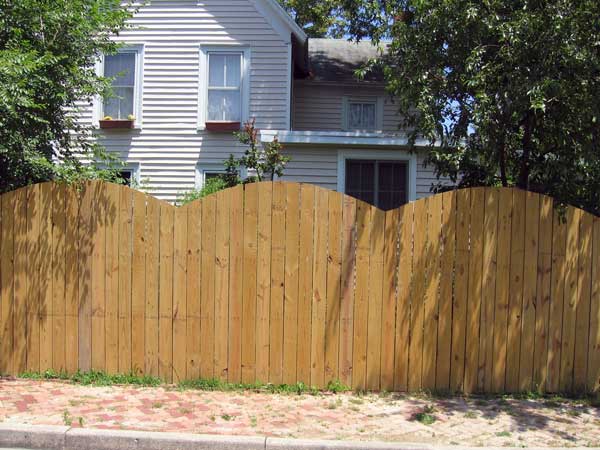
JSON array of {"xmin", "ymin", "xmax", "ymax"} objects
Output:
[
  {"xmin": 0, "ymin": 0, "xmax": 134, "ymax": 193},
  {"xmin": 277, "ymin": 0, "xmax": 345, "ymax": 37},
  {"xmin": 339, "ymin": 0, "xmax": 600, "ymax": 215}
]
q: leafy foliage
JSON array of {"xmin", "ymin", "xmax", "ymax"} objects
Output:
[
  {"xmin": 177, "ymin": 177, "xmax": 229, "ymax": 206},
  {"xmin": 235, "ymin": 119, "xmax": 291, "ymax": 182},
  {"xmin": 276, "ymin": 0, "xmax": 346, "ymax": 37},
  {"xmin": 339, "ymin": 0, "xmax": 600, "ymax": 215},
  {"xmin": 0, "ymin": 0, "xmax": 134, "ymax": 193}
]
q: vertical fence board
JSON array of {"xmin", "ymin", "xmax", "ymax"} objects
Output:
[
  {"xmin": 158, "ymin": 205, "xmax": 174, "ymax": 383},
  {"xmin": 519, "ymin": 191, "xmax": 539, "ymax": 391},
  {"xmin": 366, "ymin": 207, "xmax": 384, "ymax": 391},
  {"xmin": 256, "ymin": 183, "xmax": 273, "ymax": 383},
  {"xmin": 269, "ymin": 183, "xmax": 286, "ymax": 385},
  {"xmin": 451, "ymin": 189, "xmax": 470, "ymax": 392},
  {"xmin": 548, "ymin": 209, "xmax": 567, "ymax": 391},
  {"xmin": 228, "ymin": 185, "xmax": 244, "ymax": 383},
  {"xmin": 40, "ymin": 183, "xmax": 54, "ymax": 371},
  {"xmin": 588, "ymin": 217, "xmax": 600, "ymax": 392},
  {"xmin": 339, "ymin": 196, "xmax": 356, "ymax": 388},
  {"xmin": 173, "ymin": 205, "xmax": 188, "ymax": 382},
  {"xmin": 283, "ymin": 184, "xmax": 300, "ymax": 384},
  {"xmin": 186, "ymin": 200, "xmax": 201, "ymax": 380},
  {"xmin": 560, "ymin": 208, "xmax": 581, "ymax": 391},
  {"xmin": 105, "ymin": 184, "xmax": 120, "ymax": 374},
  {"xmin": 0, "ymin": 192, "xmax": 15, "ymax": 375},
  {"xmin": 311, "ymin": 188, "xmax": 328, "ymax": 389},
  {"xmin": 437, "ymin": 191, "xmax": 456, "ymax": 391},
  {"xmin": 64, "ymin": 187, "xmax": 79, "ymax": 373},
  {"xmin": 297, "ymin": 184, "xmax": 315, "ymax": 385},
  {"xmin": 241, "ymin": 184, "xmax": 258, "ymax": 383},
  {"xmin": 394, "ymin": 203, "xmax": 413, "ymax": 392},
  {"xmin": 480, "ymin": 188, "xmax": 499, "ymax": 392},
  {"xmin": 91, "ymin": 183, "xmax": 106, "ymax": 372},
  {"xmin": 201, "ymin": 196, "xmax": 217, "ymax": 379},
  {"xmin": 408, "ymin": 198, "xmax": 428, "ymax": 391},
  {"xmin": 51, "ymin": 184, "xmax": 66, "ymax": 373},
  {"xmin": 14, "ymin": 188, "xmax": 28, "ymax": 374},
  {"xmin": 573, "ymin": 213, "xmax": 593, "ymax": 391},
  {"xmin": 215, "ymin": 189, "xmax": 231, "ymax": 381},
  {"xmin": 533, "ymin": 196, "xmax": 553, "ymax": 390},
  {"xmin": 145, "ymin": 197, "xmax": 160, "ymax": 377},
  {"xmin": 423, "ymin": 194, "xmax": 442, "ymax": 390},
  {"xmin": 325, "ymin": 191, "xmax": 343, "ymax": 384},
  {"xmin": 78, "ymin": 183, "xmax": 93, "ymax": 373},
  {"xmin": 381, "ymin": 208, "xmax": 399, "ymax": 391},
  {"xmin": 118, "ymin": 187, "xmax": 133, "ymax": 374},
  {"xmin": 131, "ymin": 191, "xmax": 147, "ymax": 374},
  {"xmin": 353, "ymin": 200, "xmax": 372, "ymax": 391},
  {"xmin": 506, "ymin": 190, "xmax": 525, "ymax": 392},
  {"xmin": 25, "ymin": 185, "xmax": 40, "ymax": 373}
]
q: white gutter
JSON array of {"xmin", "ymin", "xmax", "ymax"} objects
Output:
[{"xmin": 260, "ymin": 130, "xmax": 439, "ymax": 147}]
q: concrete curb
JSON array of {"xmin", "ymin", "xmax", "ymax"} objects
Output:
[{"xmin": 0, "ymin": 424, "xmax": 588, "ymax": 450}]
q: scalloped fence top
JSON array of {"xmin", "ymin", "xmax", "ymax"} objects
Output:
[{"xmin": 0, "ymin": 181, "xmax": 598, "ymax": 394}]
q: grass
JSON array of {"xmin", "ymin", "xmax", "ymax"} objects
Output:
[
  {"xmin": 413, "ymin": 404, "xmax": 437, "ymax": 425},
  {"xmin": 18, "ymin": 370, "xmax": 350, "ymax": 395}
]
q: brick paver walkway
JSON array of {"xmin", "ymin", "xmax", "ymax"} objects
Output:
[{"xmin": 0, "ymin": 379, "xmax": 599, "ymax": 447}]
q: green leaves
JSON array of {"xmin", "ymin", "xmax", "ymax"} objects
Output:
[{"xmin": 0, "ymin": 0, "xmax": 134, "ymax": 193}]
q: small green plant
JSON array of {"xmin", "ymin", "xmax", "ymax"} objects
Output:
[
  {"xmin": 78, "ymin": 417, "xmax": 85, "ymax": 427},
  {"xmin": 63, "ymin": 410, "xmax": 72, "ymax": 426},
  {"xmin": 152, "ymin": 402, "xmax": 163, "ymax": 409},
  {"xmin": 221, "ymin": 413, "xmax": 233, "ymax": 421},
  {"xmin": 250, "ymin": 416, "xmax": 257, "ymax": 427},
  {"xmin": 326, "ymin": 379, "xmax": 350, "ymax": 393},
  {"xmin": 19, "ymin": 370, "xmax": 161, "ymax": 387},
  {"xmin": 413, "ymin": 404, "xmax": 437, "ymax": 425},
  {"xmin": 464, "ymin": 410, "xmax": 478, "ymax": 419},
  {"xmin": 496, "ymin": 431, "xmax": 511, "ymax": 437}
]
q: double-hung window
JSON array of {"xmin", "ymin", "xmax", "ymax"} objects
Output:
[
  {"xmin": 101, "ymin": 47, "xmax": 142, "ymax": 122},
  {"xmin": 208, "ymin": 53, "xmax": 242, "ymax": 122},
  {"xmin": 199, "ymin": 47, "xmax": 249, "ymax": 129},
  {"xmin": 343, "ymin": 97, "xmax": 382, "ymax": 131},
  {"xmin": 345, "ymin": 159, "xmax": 409, "ymax": 210}
]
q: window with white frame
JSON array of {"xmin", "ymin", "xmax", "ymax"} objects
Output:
[
  {"xmin": 343, "ymin": 97, "xmax": 382, "ymax": 131},
  {"xmin": 102, "ymin": 49, "xmax": 142, "ymax": 120},
  {"xmin": 207, "ymin": 52, "xmax": 243, "ymax": 122},
  {"xmin": 196, "ymin": 164, "xmax": 244, "ymax": 188},
  {"xmin": 117, "ymin": 164, "xmax": 140, "ymax": 187}
]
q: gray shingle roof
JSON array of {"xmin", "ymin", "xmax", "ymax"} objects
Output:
[{"xmin": 306, "ymin": 38, "xmax": 384, "ymax": 83}]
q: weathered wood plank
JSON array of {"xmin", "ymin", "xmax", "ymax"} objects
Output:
[
  {"xmin": 78, "ymin": 183, "xmax": 93, "ymax": 373},
  {"xmin": 131, "ymin": 191, "xmax": 147, "ymax": 374},
  {"xmin": 186, "ymin": 200, "xmax": 201, "ymax": 380},
  {"xmin": 269, "ymin": 182, "xmax": 286, "ymax": 384},
  {"xmin": 339, "ymin": 195, "xmax": 356, "ymax": 388},
  {"xmin": 518, "ymin": 191, "xmax": 539, "ymax": 391},
  {"xmin": 105, "ymin": 183, "xmax": 120, "ymax": 374},
  {"xmin": 394, "ymin": 202, "xmax": 413, "ymax": 392},
  {"xmin": 436, "ymin": 191, "xmax": 456, "ymax": 391},
  {"xmin": 297, "ymin": 184, "xmax": 315, "ymax": 385},
  {"xmin": 228, "ymin": 185, "xmax": 244, "ymax": 383},
  {"xmin": 311, "ymin": 187, "xmax": 328, "ymax": 389},
  {"xmin": 241, "ymin": 183, "xmax": 258, "ymax": 383},
  {"xmin": 145, "ymin": 196, "xmax": 160, "ymax": 377},
  {"xmin": 64, "ymin": 187, "xmax": 79, "ymax": 374},
  {"xmin": 52, "ymin": 183, "xmax": 67, "ymax": 373},
  {"xmin": 325, "ymin": 190, "xmax": 343, "ymax": 385},
  {"xmin": 588, "ymin": 217, "xmax": 600, "ymax": 392},
  {"xmin": 200, "ymin": 195, "xmax": 216, "ymax": 379},
  {"xmin": 0, "ymin": 191, "xmax": 15, "ymax": 375},
  {"xmin": 90, "ymin": 182, "xmax": 106, "ymax": 372},
  {"xmin": 451, "ymin": 189, "xmax": 470, "ymax": 392},
  {"xmin": 173, "ymin": 205, "xmax": 188, "ymax": 382},
  {"xmin": 366, "ymin": 206, "xmax": 384, "ymax": 391},
  {"xmin": 533, "ymin": 195, "xmax": 553, "ymax": 391},
  {"xmin": 158, "ymin": 204, "xmax": 174, "ymax": 382},
  {"xmin": 506, "ymin": 189, "xmax": 525, "ymax": 392},
  {"xmin": 215, "ymin": 189, "xmax": 231, "ymax": 381},
  {"xmin": 282, "ymin": 183, "xmax": 301, "ymax": 384}
]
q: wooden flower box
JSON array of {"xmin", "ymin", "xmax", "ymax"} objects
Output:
[
  {"xmin": 205, "ymin": 121, "xmax": 241, "ymax": 132},
  {"xmin": 99, "ymin": 119, "xmax": 135, "ymax": 129}
]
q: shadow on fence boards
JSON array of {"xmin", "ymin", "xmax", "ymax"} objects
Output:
[{"xmin": 0, "ymin": 181, "xmax": 598, "ymax": 394}]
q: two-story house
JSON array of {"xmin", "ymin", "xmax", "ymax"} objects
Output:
[{"xmin": 84, "ymin": 0, "xmax": 445, "ymax": 208}]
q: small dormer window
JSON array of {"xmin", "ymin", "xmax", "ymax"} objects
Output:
[{"xmin": 343, "ymin": 96, "xmax": 383, "ymax": 131}]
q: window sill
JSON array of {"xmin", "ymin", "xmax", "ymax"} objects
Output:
[
  {"xmin": 99, "ymin": 119, "xmax": 135, "ymax": 130},
  {"xmin": 204, "ymin": 121, "xmax": 241, "ymax": 132}
]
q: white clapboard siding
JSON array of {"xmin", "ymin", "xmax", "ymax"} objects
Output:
[
  {"xmin": 281, "ymin": 146, "xmax": 450, "ymax": 199},
  {"xmin": 293, "ymin": 82, "xmax": 405, "ymax": 132},
  {"xmin": 76, "ymin": 0, "xmax": 291, "ymax": 203}
]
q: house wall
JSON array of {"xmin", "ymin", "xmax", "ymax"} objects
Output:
[
  {"xmin": 77, "ymin": 0, "xmax": 292, "ymax": 203},
  {"xmin": 292, "ymin": 82, "xmax": 404, "ymax": 132},
  {"xmin": 281, "ymin": 145, "xmax": 447, "ymax": 200}
]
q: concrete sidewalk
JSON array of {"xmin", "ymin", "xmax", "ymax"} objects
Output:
[{"xmin": 0, "ymin": 424, "xmax": 587, "ymax": 450}]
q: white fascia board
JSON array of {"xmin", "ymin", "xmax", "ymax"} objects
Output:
[
  {"xmin": 249, "ymin": 0, "xmax": 307, "ymax": 44},
  {"xmin": 260, "ymin": 130, "xmax": 438, "ymax": 147}
]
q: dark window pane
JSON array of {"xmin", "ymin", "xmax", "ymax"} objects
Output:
[
  {"xmin": 119, "ymin": 170, "xmax": 133, "ymax": 186},
  {"xmin": 346, "ymin": 160, "xmax": 375, "ymax": 204}
]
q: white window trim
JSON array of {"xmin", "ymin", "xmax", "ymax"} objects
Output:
[
  {"xmin": 342, "ymin": 96, "xmax": 384, "ymax": 132},
  {"xmin": 337, "ymin": 149, "xmax": 417, "ymax": 203},
  {"xmin": 198, "ymin": 45, "xmax": 251, "ymax": 130},
  {"xmin": 119, "ymin": 161, "xmax": 141, "ymax": 185},
  {"xmin": 94, "ymin": 44, "xmax": 144, "ymax": 128},
  {"xmin": 195, "ymin": 163, "xmax": 247, "ymax": 189}
]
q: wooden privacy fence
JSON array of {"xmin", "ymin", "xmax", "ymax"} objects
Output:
[{"xmin": 0, "ymin": 181, "xmax": 598, "ymax": 394}]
